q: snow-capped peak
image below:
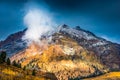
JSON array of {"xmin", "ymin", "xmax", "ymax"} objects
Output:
[{"xmin": 58, "ymin": 24, "xmax": 97, "ymax": 40}]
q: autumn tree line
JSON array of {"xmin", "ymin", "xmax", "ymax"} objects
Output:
[
  {"xmin": 0, "ymin": 51, "xmax": 21, "ymax": 67},
  {"xmin": 0, "ymin": 51, "xmax": 36, "ymax": 76}
]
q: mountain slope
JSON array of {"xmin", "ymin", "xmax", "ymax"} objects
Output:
[
  {"xmin": 0, "ymin": 24, "xmax": 120, "ymax": 80},
  {"xmin": 58, "ymin": 24, "xmax": 120, "ymax": 70},
  {"xmin": 0, "ymin": 29, "xmax": 27, "ymax": 57},
  {"xmin": 0, "ymin": 63, "xmax": 52, "ymax": 80},
  {"xmin": 84, "ymin": 72, "xmax": 120, "ymax": 80},
  {"xmin": 10, "ymin": 33, "xmax": 108, "ymax": 80}
]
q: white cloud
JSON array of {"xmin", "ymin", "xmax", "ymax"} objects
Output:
[{"xmin": 22, "ymin": 8, "xmax": 56, "ymax": 45}]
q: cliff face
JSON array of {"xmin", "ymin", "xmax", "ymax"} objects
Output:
[{"xmin": 0, "ymin": 24, "xmax": 120, "ymax": 80}]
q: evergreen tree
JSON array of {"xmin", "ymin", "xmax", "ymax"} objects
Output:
[
  {"xmin": 0, "ymin": 51, "xmax": 6, "ymax": 63},
  {"xmin": 7, "ymin": 58, "xmax": 11, "ymax": 65},
  {"xmin": 17, "ymin": 60, "xmax": 21, "ymax": 68},
  {"xmin": 32, "ymin": 69, "xmax": 36, "ymax": 76},
  {"xmin": 12, "ymin": 60, "xmax": 22, "ymax": 68},
  {"xmin": 23, "ymin": 66, "xmax": 26, "ymax": 71},
  {"xmin": 18, "ymin": 63, "xmax": 21, "ymax": 68},
  {"xmin": 0, "ymin": 57, "xmax": 2, "ymax": 64},
  {"xmin": 12, "ymin": 60, "xmax": 17, "ymax": 66}
]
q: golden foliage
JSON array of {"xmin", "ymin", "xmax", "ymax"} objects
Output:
[
  {"xmin": 9, "ymin": 33, "xmax": 112, "ymax": 80},
  {"xmin": 2, "ymin": 68, "xmax": 17, "ymax": 76},
  {"xmin": 0, "ymin": 64, "xmax": 49, "ymax": 80},
  {"xmin": 84, "ymin": 72, "xmax": 120, "ymax": 80}
]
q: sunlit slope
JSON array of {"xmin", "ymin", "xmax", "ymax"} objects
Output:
[
  {"xmin": 10, "ymin": 33, "xmax": 108, "ymax": 80},
  {"xmin": 0, "ymin": 64, "xmax": 49, "ymax": 80},
  {"xmin": 84, "ymin": 72, "xmax": 120, "ymax": 80}
]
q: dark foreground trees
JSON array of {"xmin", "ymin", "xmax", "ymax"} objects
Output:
[
  {"xmin": 7, "ymin": 58, "xmax": 11, "ymax": 65},
  {"xmin": 0, "ymin": 51, "xmax": 21, "ymax": 68},
  {"xmin": 12, "ymin": 60, "xmax": 21, "ymax": 68},
  {"xmin": 0, "ymin": 51, "xmax": 11, "ymax": 65},
  {"xmin": 32, "ymin": 69, "xmax": 36, "ymax": 76},
  {"xmin": 0, "ymin": 51, "xmax": 6, "ymax": 63}
]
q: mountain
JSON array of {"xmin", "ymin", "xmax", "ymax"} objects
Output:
[
  {"xmin": 0, "ymin": 24, "xmax": 120, "ymax": 80},
  {"xmin": 0, "ymin": 29, "xmax": 27, "ymax": 57},
  {"xmin": 58, "ymin": 24, "xmax": 120, "ymax": 70}
]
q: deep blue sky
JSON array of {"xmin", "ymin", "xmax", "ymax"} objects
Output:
[{"xmin": 0, "ymin": 0, "xmax": 120, "ymax": 43}]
